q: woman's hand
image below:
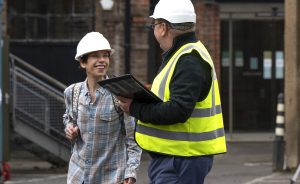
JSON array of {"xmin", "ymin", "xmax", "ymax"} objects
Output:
[
  {"xmin": 123, "ymin": 177, "xmax": 136, "ymax": 184},
  {"xmin": 64, "ymin": 123, "xmax": 79, "ymax": 140}
]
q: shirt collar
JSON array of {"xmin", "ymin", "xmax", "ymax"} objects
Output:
[{"xmin": 82, "ymin": 77, "xmax": 107, "ymax": 96}]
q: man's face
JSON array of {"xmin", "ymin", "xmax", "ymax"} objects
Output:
[
  {"xmin": 152, "ymin": 20, "xmax": 164, "ymax": 46},
  {"xmin": 152, "ymin": 20, "xmax": 170, "ymax": 51}
]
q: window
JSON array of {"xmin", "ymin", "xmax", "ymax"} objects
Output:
[{"xmin": 8, "ymin": 0, "xmax": 94, "ymax": 42}]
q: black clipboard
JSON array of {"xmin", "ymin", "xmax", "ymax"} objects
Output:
[{"xmin": 98, "ymin": 74, "xmax": 162, "ymax": 103}]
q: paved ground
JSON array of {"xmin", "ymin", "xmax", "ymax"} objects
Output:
[{"xmin": 3, "ymin": 138, "xmax": 300, "ymax": 184}]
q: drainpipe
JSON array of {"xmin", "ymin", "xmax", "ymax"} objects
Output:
[
  {"xmin": 228, "ymin": 12, "xmax": 233, "ymax": 138},
  {"xmin": 124, "ymin": 0, "xmax": 131, "ymax": 73},
  {"xmin": 0, "ymin": 0, "xmax": 4, "ymax": 182}
]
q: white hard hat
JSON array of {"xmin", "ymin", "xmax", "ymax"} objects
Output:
[
  {"xmin": 150, "ymin": 0, "xmax": 196, "ymax": 23},
  {"xmin": 75, "ymin": 32, "xmax": 114, "ymax": 61}
]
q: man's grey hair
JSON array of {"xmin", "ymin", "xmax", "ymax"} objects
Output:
[{"xmin": 169, "ymin": 22, "xmax": 195, "ymax": 31}]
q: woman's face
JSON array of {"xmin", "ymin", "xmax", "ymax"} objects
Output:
[{"xmin": 80, "ymin": 50, "xmax": 110, "ymax": 80}]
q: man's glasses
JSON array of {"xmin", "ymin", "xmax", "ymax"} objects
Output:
[{"xmin": 150, "ymin": 22, "xmax": 163, "ymax": 29}]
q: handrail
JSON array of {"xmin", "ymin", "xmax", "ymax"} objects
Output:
[
  {"xmin": 15, "ymin": 67, "xmax": 64, "ymax": 102},
  {"xmin": 9, "ymin": 53, "xmax": 67, "ymax": 90},
  {"xmin": 9, "ymin": 53, "xmax": 70, "ymax": 162},
  {"xmin": 11, "ymin": 65, "xmax": 67, "ymax": 145}
]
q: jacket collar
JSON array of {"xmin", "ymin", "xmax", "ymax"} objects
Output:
[{"xmin": 162, "ymin": 32, "xmax": 198, "ymax": 62}]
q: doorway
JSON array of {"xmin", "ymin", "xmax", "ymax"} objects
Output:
[{"xmin": 220, "ymin": 16, "xmax": 284, "ymax": 132}]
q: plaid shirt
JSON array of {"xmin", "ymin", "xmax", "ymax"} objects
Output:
[{"xmin": 63, "ymin": 80, "xmax": 142, "ymax": 184}]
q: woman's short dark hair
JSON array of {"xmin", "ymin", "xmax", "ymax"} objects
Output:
[
  {"xmin": 81, "ymin": 54, "xmax": 89, "ymax": 63},
  {"xmin": 158, "ymin": 18, "xmax": 195, "ymax": 31}
]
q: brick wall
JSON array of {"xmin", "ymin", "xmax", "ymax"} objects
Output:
[
  {"xmin": 194, "ymin": 2, "xmax": 221, "ymax": 81},
  {"xmin": 130, "ymin": 0, "xmax": 150, "ymax": 83},
  {"xmin": 95, "ymin": 0, "xmax": 125, "ymax": 77},
  {"xmin": 88, "ymin": 1, "xmax": 220, "ymax": 85},
  {"xmin": 94, "ymin": 0, "xmax": 150, "ymax": 83}
]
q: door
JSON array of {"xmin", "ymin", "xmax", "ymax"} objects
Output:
[{"xmin": 220, "ymin": 18, "xmax": 284, "ymax": 132}]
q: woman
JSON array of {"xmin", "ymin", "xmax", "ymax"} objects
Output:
[{"xmin": 63, "ymin": 32, "xmax": 141, "ymax": 184}]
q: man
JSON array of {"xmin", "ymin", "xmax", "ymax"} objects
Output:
[
  {"xmin": 63, "ymin": 32, "xmax": 142, "ymax": 184},
  {"xmin": 118, "ymin": 0, "xmax": 227, "ymax": 183}
]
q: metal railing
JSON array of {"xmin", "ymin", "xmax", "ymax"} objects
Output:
[{"xmin": 9, "ymin": 53, "xmax": 69, "ymax": 148}]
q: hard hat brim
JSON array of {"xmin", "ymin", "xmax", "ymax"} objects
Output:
[
  {"xmin": 149, "ymin": 14, "xmax": 196, "ymax": 24},
  {"xmin": 75, "ymin": 48, "xmax": 115, "ymax": 61}
]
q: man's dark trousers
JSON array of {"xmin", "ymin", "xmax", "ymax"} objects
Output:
[{"xmin": 148, "ymin": 155, "xmax": 213, "ymax": 184}]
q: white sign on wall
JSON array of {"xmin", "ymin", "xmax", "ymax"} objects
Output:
[
  {"xmin": 250, "ymin": 57, "xmax": 258, "ymax": 70},
  {"xmin": 222, "ymin": 51, "xmax": 229, "ymax": 67},
  {"xmin": 263, "ymin": 51, "xmax": 272, "ymax": 79},
  {"xmin": 235, "ymin": 51, "xmax": 244, "ymax": 67},
  {"xmin": 275, "ymin": 51, "xmax": 284, "ymax": 79}
]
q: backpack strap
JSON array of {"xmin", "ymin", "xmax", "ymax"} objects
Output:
[
  {"xmin": 111, "ymin": 93, "xmax": 122, "ymax": 114},
  {"xmin": 107, "ymin": 75, "xmax": 122, "ymax": 114},
  {"xmin": 107, "ymin": 75, "xmax": 126, "ymax": 134},
  {"xmin": 111, "ymin": 93, "xmax": 126, "ymax": 135},
  {"xmin": 69, "ymin": 82, "xmax": 82, "ymax": 153},
  {"xmin": 71, "ymin": 82, "xmax": 82, "ymax": 124}
]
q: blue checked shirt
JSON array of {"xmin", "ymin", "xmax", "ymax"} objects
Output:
[{"xmin": 63, "ymin": 80, "xmax": 142, "ymax": 184}]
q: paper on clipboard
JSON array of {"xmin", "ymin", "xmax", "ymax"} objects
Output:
[{"xmin": 98, "ymin": 74, "xmax": 162, "ymax": 103}]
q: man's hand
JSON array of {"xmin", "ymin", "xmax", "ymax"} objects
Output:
[
  {"xmin": 65, "ymin": 123, "xmax": 79, "ymax": 141},
  {"xmin": 123, "ymin": 177, "xmax": 136, "ymax": 184},
  {"xmin": 118, "ymin": 96, "xmax": 133, "ymax": 115}
]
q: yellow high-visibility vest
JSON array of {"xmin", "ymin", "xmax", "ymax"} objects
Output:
[{"xmin": 135, "ymin": 41, "xmax": 227, "ymax": 156}]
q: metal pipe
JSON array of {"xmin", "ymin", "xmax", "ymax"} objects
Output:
[
  {"xmin": 228, "ymin": 13, "xmax": 233, "ymax": 138},
  {"xmin": 124, "ymin": 0, "xmax": 131, "ymax": 74},
  {"xmin": 0, "ymin": 0, "xmax": 4, "ymax": 182},
  {"xmin": 114, "ymin": 24, "xmax": 122, "ymax": 76}
]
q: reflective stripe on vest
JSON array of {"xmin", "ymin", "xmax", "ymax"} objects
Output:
[{"xmin": 136, "ymin": 126, "xmax": 225, "ymax": 142}]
